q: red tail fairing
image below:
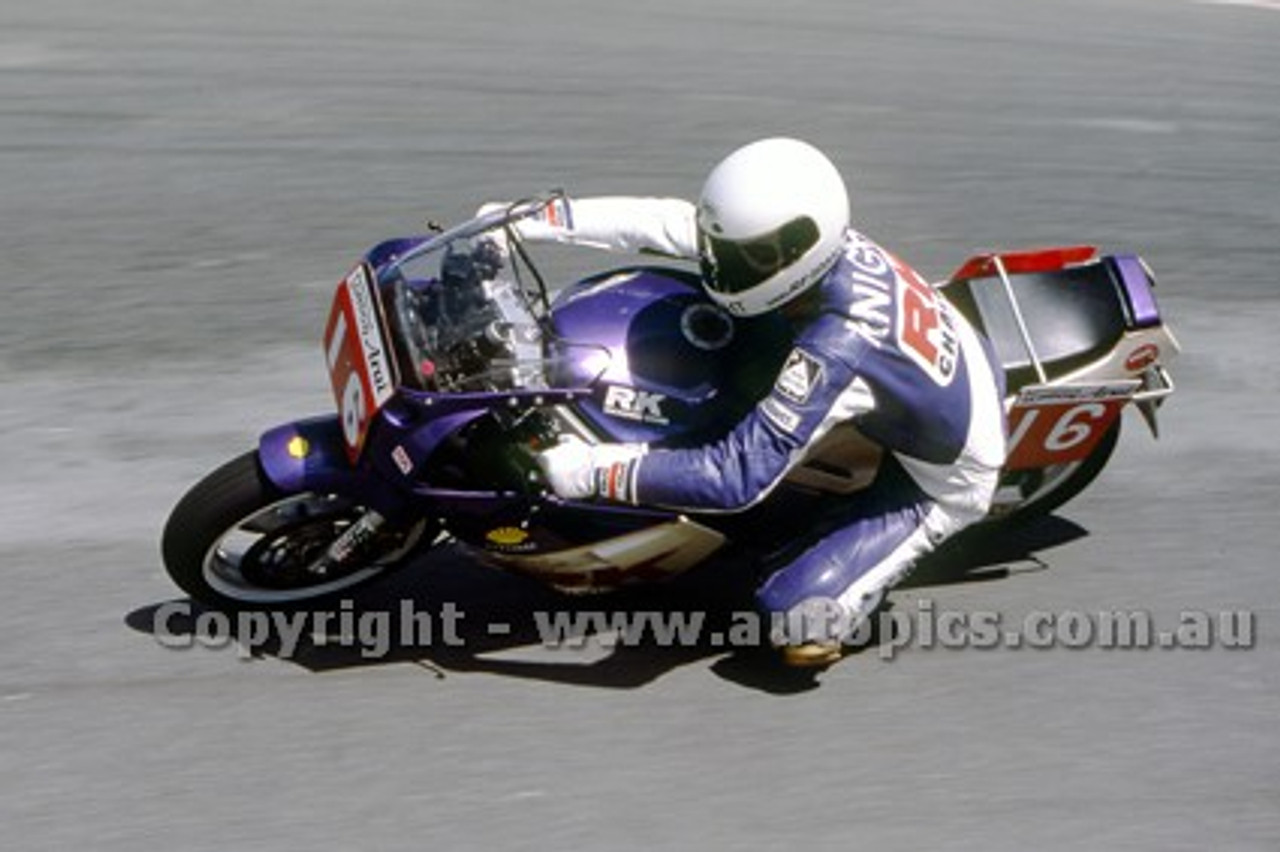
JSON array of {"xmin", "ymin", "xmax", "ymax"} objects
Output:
[{"xmin": 947, "ymin": 246, "xmax": 1097, "ymax": 283}]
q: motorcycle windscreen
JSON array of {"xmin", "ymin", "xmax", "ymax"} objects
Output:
[{"xmin": 323, "ymin": 263, "xmax": 398, "ymax": 462}]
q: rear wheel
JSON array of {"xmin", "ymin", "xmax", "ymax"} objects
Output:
[
  {"xmin": 986, "ymin": 420, "xmax": 1121, "ymax": 525},
  {"xmin": 161, "ymin": 452, "xmax": 431, "ymax": 610}
]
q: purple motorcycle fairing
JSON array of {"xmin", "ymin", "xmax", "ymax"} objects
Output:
[
  {"xmin": 260, "ymin": 386, "xmax": 581, "ymax": 504},
  {"xmin": 257, "ymin": 416, "xmax": 418, "ymax": 522},
  {"xmin": 366, "ymin": 236, "xmax": 433, "ymax": 272},
  {"xmin": 256, "ymin": 379, "xmax": 687, "ymax": 553},
  {"xmin": 1110, "ymin": 253, "xmax": 1162, "ymax": 329}
]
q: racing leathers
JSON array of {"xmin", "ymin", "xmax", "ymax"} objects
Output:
[{"xmin": 517, "ymin": 196, "xmax": 1007, "ymax": 650}]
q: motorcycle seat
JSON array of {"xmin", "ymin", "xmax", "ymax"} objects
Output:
[{"xmin": 941, "ymin": 258, "xmax": 1131, "ymax": 392}]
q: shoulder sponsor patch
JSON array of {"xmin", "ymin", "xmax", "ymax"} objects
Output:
[{"xmin": 774, "ymin": 348, "xmax": 824, "ymax": 405}]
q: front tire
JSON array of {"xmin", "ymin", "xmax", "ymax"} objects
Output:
[{"xmin": 161, "ymin": 452, "xmax": 429, "ymax": 610}]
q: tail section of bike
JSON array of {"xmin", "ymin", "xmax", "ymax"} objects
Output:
[{"xmin": 940, "ymin": 247, "xmax": 1179, "ymax": 520}]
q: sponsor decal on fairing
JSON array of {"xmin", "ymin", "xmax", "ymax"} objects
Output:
[{"xmin": 601, "ymin": 385, "xmax": 669, "ymax": 425}]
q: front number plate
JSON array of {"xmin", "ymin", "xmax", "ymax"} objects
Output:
[{"xmin": 323, "ymin": 263, "xmax": 396, "ymax": 461}]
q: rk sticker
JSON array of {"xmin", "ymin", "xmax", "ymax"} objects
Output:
[{"xmin": 602, "ymin": 385, "xmax": 669, "ymax": 425}]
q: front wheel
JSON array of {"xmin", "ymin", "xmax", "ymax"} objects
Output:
[{"xmin": 161, "ymin": 452, "xmax": 432, "ymax": 610}]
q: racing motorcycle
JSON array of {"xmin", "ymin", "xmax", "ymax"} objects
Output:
[{"xmin": 161, "ymin": 195, "xmax": 1179, "ymax": 609}]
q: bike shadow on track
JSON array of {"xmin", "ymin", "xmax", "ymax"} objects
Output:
[{"xmin": 126, "ymin": 514, "xmax": 1086, "ymax": 695}]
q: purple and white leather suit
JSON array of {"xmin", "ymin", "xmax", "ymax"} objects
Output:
[{"xmin": 519, "ymin": 196, "xmax": 1007, "ymax": 637}]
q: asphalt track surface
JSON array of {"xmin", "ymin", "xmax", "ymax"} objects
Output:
[{"xmin": 2, "ymin": 1, "xmax": 1277, "ymax": 849}]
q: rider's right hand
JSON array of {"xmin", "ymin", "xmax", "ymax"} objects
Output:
[{"xmin": 535, "ymin": 436, "xmax": 646, "ymax": 501}]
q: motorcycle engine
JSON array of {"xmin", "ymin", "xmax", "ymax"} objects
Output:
[{"xmin": 392, "ymin": 239, "xmax": 545, "ymax": 392}]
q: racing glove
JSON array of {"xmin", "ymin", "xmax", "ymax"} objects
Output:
[{"xmin": 535, "ymin": 436, "xmax": 647, "ymax": 502}]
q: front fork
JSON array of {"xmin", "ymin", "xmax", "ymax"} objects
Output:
[{"xmin": 308, "ymin": 510, "xmax": 388, "ymax": 576}]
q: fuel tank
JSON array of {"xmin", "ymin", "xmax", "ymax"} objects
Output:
[{"xmin": 547, "ymin": 267, "xmax": 790, "ymax": 445}]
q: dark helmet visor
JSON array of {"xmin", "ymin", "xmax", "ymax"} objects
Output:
[{"xmin": 698, "ymin": 215, "xmax": 820, "ymax": 295}]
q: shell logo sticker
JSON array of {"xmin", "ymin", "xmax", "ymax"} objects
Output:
[
  {"xmin": 486, "ymin": 527, "xmax": 529, "ymax": 547},
  {"xmin": 1125, "ymin": 343, "xmax": 1160, "ymax": 372}
]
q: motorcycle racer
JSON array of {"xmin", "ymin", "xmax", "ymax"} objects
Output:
[{"xmin": 518, "ymin": 138, "xmax": 1007, "ymax": 666}]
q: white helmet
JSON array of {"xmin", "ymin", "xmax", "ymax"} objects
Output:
[{"xmin": 696, "ymin": 138, "xmax": 850, "ymax": 317}]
